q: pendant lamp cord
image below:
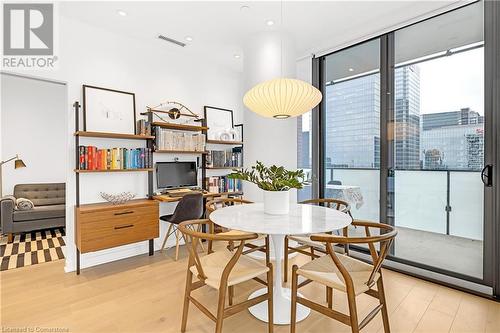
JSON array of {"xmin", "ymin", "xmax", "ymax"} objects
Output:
[{"xmin": 280, "ymin": 0, "xmax": 283, "ymax": 78}]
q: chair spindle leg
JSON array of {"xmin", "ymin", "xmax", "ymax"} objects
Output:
[
  {"xmin": 290, "ymin": 265, "xmax": 299, "ymax": 333},
  {"xmin": 181, "ymin": 268, "xmax": 193, "ymax": 332},
  {"xmin": 284, "ymin": 236, "xmax": 289, "ymax": 282}
]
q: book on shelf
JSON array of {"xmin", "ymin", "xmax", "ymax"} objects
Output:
[
  {"xmin": 206, "ymin": 148, "xmax": 243, "ymax": 168},
  {"xmin": 207, "ymin": 176, "xmax": 242, "ymax": 194},
  {"xmin": 154, "ymin": 126, "xmax": 205, "ymax": 152},
  {"xmin": 77, "ymin": 146, "xmax": 153, "ymax": 171},
  {"xmin": 136, "ymin": 119, "xmax": 152, "ymax": 136}
]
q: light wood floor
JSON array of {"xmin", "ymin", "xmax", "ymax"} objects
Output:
[{"xmin": 1, "ymin": 244, "xmax": 499, "ymax": 333}]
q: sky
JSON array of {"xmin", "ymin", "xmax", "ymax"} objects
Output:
[
  {"xmin": 300, "ymin": 46, "xmax": 484, "ymax": 132},
  {"xmin": 418, "ymin": 47, "xmax": 484, "ymax": 115}
]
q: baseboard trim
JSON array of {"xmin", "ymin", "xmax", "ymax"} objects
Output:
[{"xmin": 63, "ymin": 231, "xmax": 185, "ymax": 273}]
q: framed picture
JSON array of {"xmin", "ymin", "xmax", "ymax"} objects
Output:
[
  {"xmin": 234, "ymin": 124, "xmax": 243, "ymax": 142},
  {"xmin": 204, "ymin": 106, "xmax": 234, "ymax": 140},
  {"xmin": 83, "ymin": 85, "xmax": 136, "ymax": 134}
]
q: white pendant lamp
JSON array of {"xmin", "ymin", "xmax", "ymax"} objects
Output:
[
  {"xmin": 243, "ymin": 1, "xmax": 322, "ymax": 119},
  {"xmin": 244, "ymin": 78, "xmax": 322, "ymax": 119}
]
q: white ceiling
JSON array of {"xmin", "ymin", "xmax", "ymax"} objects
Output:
[
  {"xmin": 60, "ymin": 1, "xmax": 468, "ymax": 72},
  {"xmin": 325, "ymin": 1, "xmax": 482, "ymax": 82}
]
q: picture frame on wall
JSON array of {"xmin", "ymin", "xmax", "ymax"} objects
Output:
[
  {"xmin": 204, "ymin": 106, "xmax": 234, "ymax": 140},
  {"xmin": 83, "ymin": 85, "xmax": 136, "ymax": 134},
  {"xmin": 234, "ymin": 123, "xmax": 243, "ymax": 142}
]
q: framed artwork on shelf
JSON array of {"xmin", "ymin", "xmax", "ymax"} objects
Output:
[
  {"xmin": 83, "ymin": 85, "xmax": 136, "ymax": 134},
  {"xmin": 204, "ymin": 106, "xmax": 234, "ymax": 140}
]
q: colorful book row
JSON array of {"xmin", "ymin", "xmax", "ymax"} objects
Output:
[
  {"xmin": 78, "ymin": 146, "xmax": 153, "ymax": 170},
  {"xmin": 207, "ymin": 176, "xmax": 242, "ymax": 194}
]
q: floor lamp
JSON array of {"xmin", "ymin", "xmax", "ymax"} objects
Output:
[{"xmin": 0, "ymin": 155, "xmax": 26, "ymax": 197}]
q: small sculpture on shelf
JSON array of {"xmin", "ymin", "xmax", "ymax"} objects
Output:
[
  {"xmin": 100, "ymin": 191, "xmax": 136, "ymax": 205},
  {"xmin": 143, "ymin": 101, "xmax": 201, "ymax": 125}
]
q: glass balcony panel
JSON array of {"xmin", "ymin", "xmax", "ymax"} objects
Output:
[
  {"xmin": 394, "ymin": 170, "xmax": 447, "ymax": 234},
  {"xmin": 449, "ymin": 172, "xmax": 483, "ymax": 240},
  {"xmin": 325, "ymin": 168, "xmax": 379, "ymax": 221}
]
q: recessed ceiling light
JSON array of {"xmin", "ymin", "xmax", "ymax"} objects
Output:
[
  {"xmin": 234, "ymin": 54, "xmax": 241, "ymax": 59},
  {"xmin": 348, "ymin": 68, "xmax": 354, "ymax": 72},
  {"xmin": 117, "ymin": 10, "xmax": 127, "ymax": 17},
  {"xmin": 240, "ymin": 5, "xmax": 250, "ymax": 11},
  {"xmin": 266, "ymin": 20, "xmax": 275, "ymax": 26},
  {"xmin": 185, "ymin": 36, "xmax": 193, "ymax": 42}
]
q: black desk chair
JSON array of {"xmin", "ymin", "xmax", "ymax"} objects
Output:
[{"xmin": 160, "ymin": 192, "xmax": 204, "ymax": 260}]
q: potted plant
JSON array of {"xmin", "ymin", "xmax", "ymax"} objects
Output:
[{"xmin": 228, "ymin": 161, "xmax": 305, "ymax": 215}]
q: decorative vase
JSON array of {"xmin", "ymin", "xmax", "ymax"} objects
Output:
[{"xmin": 263, "ymin": 190, "xmax": 290, "ymax": 215}]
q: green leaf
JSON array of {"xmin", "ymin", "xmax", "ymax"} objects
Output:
[{"xmin": 227, "ymin": 161, "xmax": 306, "ymax": 191}]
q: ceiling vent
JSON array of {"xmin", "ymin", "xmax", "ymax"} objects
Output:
[{"xmin": 158, "ymin": 35, "xmax": 186, "ymax": 47}]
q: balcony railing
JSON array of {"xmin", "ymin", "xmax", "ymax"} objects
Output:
[{"xmin": 298, "ymin": 167, "xmax": 483, "ymax": 241}]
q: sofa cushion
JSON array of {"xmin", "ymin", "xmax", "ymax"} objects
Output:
[
  {"xmin": 14, "ymin": 183, "xmax": 65, "ymax": 206},
  {"xmin": 13, "ymin": 204, "xmax": 65, "ymax": 222}
]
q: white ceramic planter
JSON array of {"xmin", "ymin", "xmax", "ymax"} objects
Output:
[{"xmin": 263, "ymin": 190, "xmax": 290, "ymax": 215}]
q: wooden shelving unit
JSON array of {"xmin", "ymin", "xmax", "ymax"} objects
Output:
[
  {"xmin": 77, "ymin": 198, "xmax": 155, "ymax": 211},
  {"xmin": 201, "ymin": 106, "xmax": 244, "ymax": 197},
  {"xmin": 75, "ymin": 168, "xmax": 153, "ymax": 173},
  {"xmin": 74, "ymin": 131, "xmax": 155, "ymax": 140},
  {"xmin": 212, "ymin": 191, "xmax": 243, "ymax": 196},
  {"xmin": 149, "ymin": 107, "xmax": 243, "ymax": 197},
  {"xmin": 73, "ymin": 101, "xmax": 155, "ymax": 275},
  {"xmin": 154, "ymin": 150, "xmax": 208, "ymax": 155},
  {"xmin": 152, "ymin": 121, "xmax": 208, "ymax": 132},
  {"xmin": 206, "ymin": 139, "xmax": 244, "ymax": 145},
  {"xmin": 205, "ymin": 166, "xmax": 243, "ymax": 170}
]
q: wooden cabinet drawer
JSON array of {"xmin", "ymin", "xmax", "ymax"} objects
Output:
[{"xmin": 75, "ymin": 199, "xmax": 159, "ymax": 253}]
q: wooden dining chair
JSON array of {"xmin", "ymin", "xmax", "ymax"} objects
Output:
[
  {"xmin": 290, "ymin": 220, "xmax": 397, "ymax": 333},
  {"xmin": 206, "ymin": 198, "xmax": 270, "ymax": 265},
  {"xmin": 284, "ymin": 198, "xmax": 352, "ymax": 283},
  {"xmin": 178, "ymin": 219, "xmax": 274, "ymax": 333}
]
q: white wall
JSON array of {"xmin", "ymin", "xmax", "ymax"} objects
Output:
[
  {"xmin": 9, "ymin": 14, "xmax": 243, "ymax": 272},
  {"xmin": 1, "ymin": 74, "xmax": 67, "ymax": 196},
  {"xmin": 243, "ymin": 32, "xmax": 298, "ymax": 202}
]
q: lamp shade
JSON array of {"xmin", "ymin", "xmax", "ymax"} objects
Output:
[
  {"xmin": 14, "ymin": 158, "xmax": 26, "ymax": 169},
  {"xmin": 243, "ymin": 78, "xmax": 322, "ymax": 119}
]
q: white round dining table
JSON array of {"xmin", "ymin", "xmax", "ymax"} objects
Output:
[{"xmin": 209, "ymin": 203, "xmax": 352, "ymax": 325}]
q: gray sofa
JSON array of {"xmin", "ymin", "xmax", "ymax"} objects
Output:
[{"xmin": 1, "ymin": 183, "xmax": 65, "ymax": 242}]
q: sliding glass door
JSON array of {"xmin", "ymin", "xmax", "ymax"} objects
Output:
[
  {"xmin": 315, "ymin": 1, "xmax": 497, "ymax": 290},
  {"xmin": 322, "ymin": 38, "xmax": 381, "ymax": 224},
  {"xmin": 389, "ymin": 2, "xmax": 486, "ymax": 280}
]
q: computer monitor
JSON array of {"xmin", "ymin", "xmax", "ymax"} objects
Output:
[{"xmin": 156, "ymin": 162, "xmax": 198, "ymax": 189}]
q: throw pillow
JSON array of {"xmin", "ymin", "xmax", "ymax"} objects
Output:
[{"xmin": 16, "ymin": 198, "xmax": 35, "ymax": 210}]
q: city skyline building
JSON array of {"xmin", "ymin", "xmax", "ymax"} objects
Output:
[
  {"xmin": 394, "ymin": 65, "xmax": 421, "ymax": 169},
  {"xmin": 298, "ymin": 67, "xmax": 483, "ymax": 172},
  {"xmin": 421, "ymin": 123, "xmax": 484, "ymax": 170},
  {"xmin": 422, "ymin": 108, "xmax": 484, "ymax": 131},
  {"xmin": 325, "ymin": 73, "xmax": 381, "ymax": 168}
]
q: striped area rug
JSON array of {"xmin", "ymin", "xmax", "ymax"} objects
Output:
[{"xmin": 0, "ymin": 228, "xmax": 65, "ymax": 271}]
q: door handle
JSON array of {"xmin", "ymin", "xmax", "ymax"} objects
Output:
[
  {"xmin": 387, "ymin": 168, "xmax": 394, "ymax": 177},
  {"xmin": 481, "ymin": 164, "xmax": 493, "ymax": 187}
]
